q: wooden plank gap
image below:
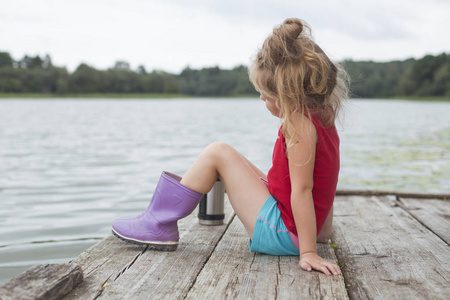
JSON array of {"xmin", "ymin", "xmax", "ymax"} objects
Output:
[
  {"xmin": 248, "ymin": 253, "xmax": 256, "ymax": 272},
  {"xmin": 92, "ymin": 274, "xmax": 112, "ymax": 300},
  {"xmin": 329, "ymin": 234, "xmax": 351, "ymax": 300},
  {"xmin": 275, "ymin": 256, "xmax": 281, "ymax": 300},
  {"xmin": 336, "ymin": 190, "xmax": 450, "ymax": 200},
  {"xmin": 182, "ymin": 213, "xmax": 237, "ymax": 300},
  {"xmin": 332, "ymin": 195, "xmax": 450, "ymax": 299},
  {"xmin": 397, "ymin": 196, "xmax": 450, "ymax": 245},
  {"xmin": 87, "ymin": 245, "xmax": 150, "ymax": 300},
  {"xmin": 395, "ymin": 197, "xmax": 450, "ymax": 247},
  {"xmin": 113, "ymin": 246, "xmax": 148, "ymax": 282}
]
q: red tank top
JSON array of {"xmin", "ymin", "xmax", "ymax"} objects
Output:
[{"xmin": 267, "ymin": 114, "xmax": 340, "ymax": 236}]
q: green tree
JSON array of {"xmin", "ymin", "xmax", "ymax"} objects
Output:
[
  {"xmin": 104, "ymin": 67, "xmax": 141, "ymax": 93},
  {"xmin": 231, "ymin": 65, "xmax": 258, "ymax": 95},
  {"xmin": 19, "ymin": 55, "xmax": 44, "ymax": 69},
  {"xmin": 0, "ymin": 52, "xmax": 13, "ymax": 68},
  {"xmin": 69, "ymin": 63, "xmax": 104, "ymax": 93},
  {"xmin": 177, "ymin": 65, "xmax": 255, "ymax": 96},
  {"xmin": 114, "ymin": 60, "xmax": 130, "ymax": 70},
  {"xmin": 137, "ymin": 65, "xmax": 147, "ymax": 75},
  {"xmin": 0, "ymin": 68, "xmax": 22, "ymax": 92},
  {"xmin": 42, "ymin": 66, "xmax": 69, "ymax": 93},
  {"xmin": 43, "ymin": 54, "xmax": 52, "ymax": 69},
  {"xmin": 433, "ymin": 62, "xmax": 450, "ymax": 96}
]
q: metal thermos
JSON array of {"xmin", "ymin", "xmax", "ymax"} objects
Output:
[{"xmin": 198, "ymin": 179, "xmax": 225, "ymax": 225}]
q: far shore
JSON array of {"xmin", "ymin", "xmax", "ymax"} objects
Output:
[
  {"xmin": 0, "ymin": 93, "xmax": 449, "ymax": 102},
  {"xmin": 0, "ymin": 93, "xmax": 191, "ymax": 99},
  {"xmin": 387, "ymin": 96, "xmax": 450, "ymax": 102},
  {"xmin": 0, "ymin": 93, "xmax": 260, "ymax": 99}
]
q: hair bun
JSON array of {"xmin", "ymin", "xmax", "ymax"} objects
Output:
[{"xmin": 275, "ymin": 18, "xmax": 304, "ymax": 42}]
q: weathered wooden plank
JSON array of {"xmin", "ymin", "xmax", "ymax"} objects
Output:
[
  {"xmin": 332, "ymin": 195, "xmax": 450, "ymax": 300},
  {"xmin": 85, "ymin": 198, "xmax": 235, "ymax": 299},
  {"xmin": 185, "ymin": 216, "xmax": 348, "ymax": 299},
  {"xmin": 185, "ymin": 218, "xmax": 278, "ymax": 299},
  {"xmin": 63, "ymin": 197, "xmax": 233, "ymax": 300},
  {"xmin": 336, "ymin": 189, "xmax": 450, "ymax": 200},
  {"xmin": 278, "ymin": 244, "xmax": 348, "ymax": 300},
  {"xmin": 399, "ymin": 197, "xmax": 450, "ymax": 244},
  {"xmin": 0, "ymin": 263, "xmax": 83, "ymax": 300},
  {"xmin": 63, "ymin": 236, "xmax": 147, "ymax": 299}
]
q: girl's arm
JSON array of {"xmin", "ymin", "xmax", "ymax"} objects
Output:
[{"xmin": 286, "ymin": 113, "xmax": 341, "ymax": 276}]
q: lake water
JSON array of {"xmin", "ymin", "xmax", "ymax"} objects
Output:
[{"xmin": 0, "ymin": 98, "xmax": 449, "ymax": 285}]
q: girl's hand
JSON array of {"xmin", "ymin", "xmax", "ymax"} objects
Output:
[{"xmin": 299, "ymin": 252, "xmax": 341, "ymax": 276}]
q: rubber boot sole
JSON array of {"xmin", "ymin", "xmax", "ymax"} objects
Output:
[{"xmin": 111, "ymin": 229, "xmax": 178, "ymax": 251}]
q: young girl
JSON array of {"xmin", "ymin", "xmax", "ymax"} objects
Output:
[{"xmin": 112, "ymin": 18, "xmax": 348, "ymax": 276}]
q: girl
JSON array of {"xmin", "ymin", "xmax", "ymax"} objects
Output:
[{"xmin": 112, "ymin": 18, "xmax": 348, "ymax": 276}]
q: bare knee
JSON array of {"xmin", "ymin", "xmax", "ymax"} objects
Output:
[
  {"xmin": 317, "ymin": 231, "xmax": 332, "ymax": 243},
  {"xmin": 200, "ymin": 142, "xmax": 239, "ymax": 175},
  {"xmin": 181, "ymin": 142, "xmax": 236, "ymax": 193},
  {"xmin": 203, "ymin": 142, "xmax": 235, "ymax": 160},
  {"xmin": 317, "ymin": 236, "xmax": 331, "ymax": 243},
  {"xmin": 207, "ymin": 141, "xmax": 233, "ymax": 151}
]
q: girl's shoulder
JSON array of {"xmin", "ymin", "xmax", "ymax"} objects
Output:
[{"xmin": 284, "ymin": 112, "xmax": 317, "ymax": 142}]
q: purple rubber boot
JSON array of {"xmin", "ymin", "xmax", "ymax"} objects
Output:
[{"xmin": 112, "ymin": 171, "xmax": 203, "ymax": 251}]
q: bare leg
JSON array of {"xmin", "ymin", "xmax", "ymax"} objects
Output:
[
  {"xmin": 239, "ymin": 153, "xmax": 267, "ymax": 181},
  {"xmin": 181, "ymin": 142, "xmax": 270, "ymax": 238},
  {"xmin": 317, "ymin": 205, "xmax": 333, "ymax": 243}
]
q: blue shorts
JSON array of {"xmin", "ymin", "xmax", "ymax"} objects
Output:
[{"xmin": 249, "ymin": 195, "xmax": 300, "ymax": 256}]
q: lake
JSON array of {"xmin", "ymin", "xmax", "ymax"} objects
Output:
[{"xmin": 0, "ymin": 98, "xmax": 449, "ymax": 285}]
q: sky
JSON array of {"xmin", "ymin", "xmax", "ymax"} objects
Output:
[{"xmin": 1, "ymin": 0, "xmax": 449, "ymax": 74}]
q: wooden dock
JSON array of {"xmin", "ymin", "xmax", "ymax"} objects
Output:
[{"xmin": 1, "ymin": 191, "xmax": 449, "ymax": 299}]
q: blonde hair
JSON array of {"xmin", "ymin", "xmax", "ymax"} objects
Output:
[{"xmin": 249, "ymin": 18, "xmax": 349, "ymax": 143}]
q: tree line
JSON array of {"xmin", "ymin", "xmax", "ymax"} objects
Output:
[
  {"xmin": 343, "ymin": 53, "xmax": 450, "ymax": 98},
  {"xmin": 0, "ymin": 51, "xmax": 449, "ymax": 97}
]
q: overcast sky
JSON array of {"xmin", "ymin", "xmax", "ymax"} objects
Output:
[{"xmin": 2, "ymin": 0, "xmax": 449, "ymax": 73}]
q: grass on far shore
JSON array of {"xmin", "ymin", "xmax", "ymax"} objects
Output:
[
  {"xmin": 387, "ymin": 96, "xmax": 450, "ymax": 102},
  {"xmin": 0, "ymin": 93, "xmax": 449, "ymax": 101},
  {"xmin": 0, "ymin": 93, "xmax": 261, "ymax": 99},
  {"xmin": 0, "ymin": 93, "xmax": 191, "ymax": 99}
]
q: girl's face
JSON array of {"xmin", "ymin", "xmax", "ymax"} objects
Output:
[{"xmin": 260, "ymin": 94, "xmax": 281, "ymax": 117}]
